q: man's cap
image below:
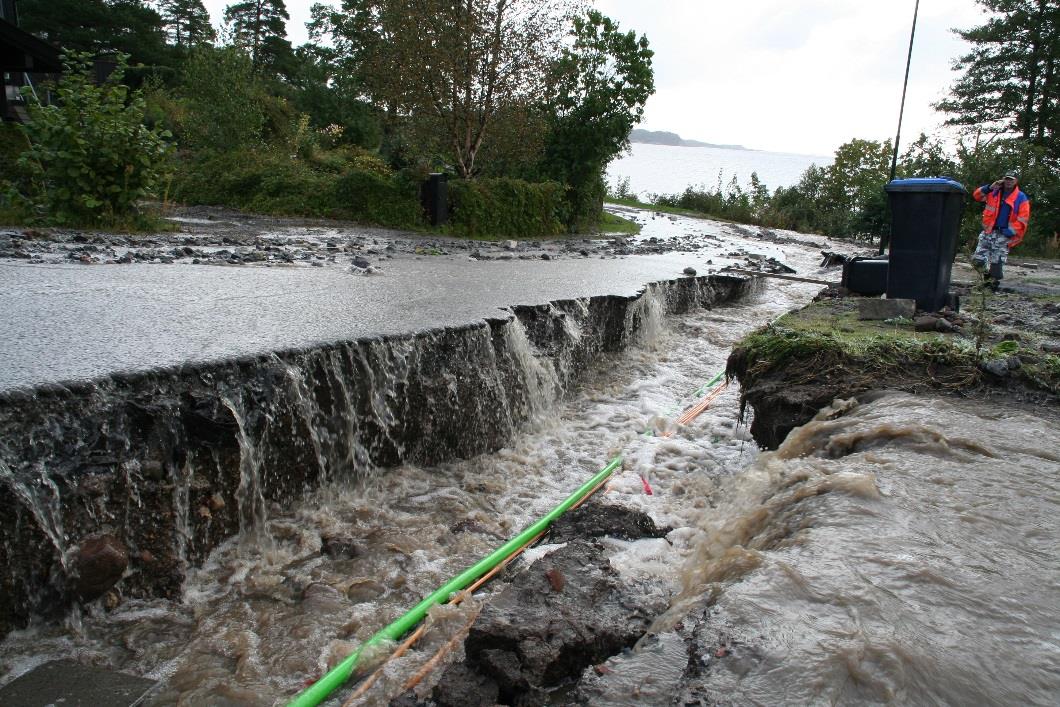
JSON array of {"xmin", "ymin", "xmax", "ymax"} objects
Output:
[{"xmin": 1004, "ymin": 171, "xmax": 1019, "ymax": 180}]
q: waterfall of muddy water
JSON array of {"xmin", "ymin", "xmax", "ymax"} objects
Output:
[
  {"xmin": 4, "ymin": 239, "xmax": 1051, "ymax": 705},
  {"xmin": 502, "ymin": 319, "xmax": 561, "ymax": 424},
  {"xmin": 222, "ymin": 395, "xmax": 271, "ymax": 547},
  {"xmin": 579, "ymin": 393, "xmax": 1060, "ymax": 706},
  {"xmin": 0, "ymin": 257, "xmax": 809, "ymax": 705}
]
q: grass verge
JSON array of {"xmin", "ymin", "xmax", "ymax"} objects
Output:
[
  {"xmin": 730, "ymin": 298, "xmax": 1059, "ymax": 396},
  {"xmin": 605, "ymin": 197, "xmax": 736, "ymax": 223},
  {"xmin": 597, "ymin": 210, "xmax": 641, "ymax": 235}
]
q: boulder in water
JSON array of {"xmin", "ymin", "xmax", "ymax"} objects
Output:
[
  {"xmin": 321, "ymin": 535, "xmax": 360, "ymax": 559},
  {"xmin": 72, "ymin": 535, "xmax": 128, "ymax": 599},
  {"xmin": 431, "ymin": 539, "xmax": 653, "ymax": 704},
  {"xmin": 546, "ymin": 501, "xmax": 671, "ymax": 543}
]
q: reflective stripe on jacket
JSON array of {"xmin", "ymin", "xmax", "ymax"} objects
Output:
[{"xmin": 973, "ymin": 185, "xmax": 1031, "ymax": 248}]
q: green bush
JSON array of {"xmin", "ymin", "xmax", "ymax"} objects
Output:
[
  {"xmin": 17, "ymin": 52, "xmax": 172, "ymax": 225},
  {"xmin": 171, "ymin": 148, "xmax": 424, "ymax": 228},
  {"xmin": 654, "ymin": 174, "xmax": 763, "ymax": 227},
  {"xmin": 332, "ymin": 169, "xmax": 423, "ymax": 227},
  {"xmin": 0, "ymin": 124, "xmax": 34, "ymax": 222},
  {"xmin": 448, "ymin": 178, "xmax": 565, "ymax": 239},
  {"xmin": 0, "ymin": 123, "xmax": 30, "ymax": 177}
]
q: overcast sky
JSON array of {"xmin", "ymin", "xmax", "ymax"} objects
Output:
[{"xmin": 201, "ymin": 0, "xmax": 984, "ymax": 156}]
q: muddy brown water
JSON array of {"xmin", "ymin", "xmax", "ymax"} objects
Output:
[
  {"xmin": 1, "ymin": 225, "xmax": 1058, "ymax": 705},
  {"xmin": 638, "ymin": 392, "xmax": 1060, "ymax": 705}
]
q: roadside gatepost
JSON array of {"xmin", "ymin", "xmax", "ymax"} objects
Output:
[{"xmin": 421, "ymin": 172, "xmax": 448, "ymax": 226}]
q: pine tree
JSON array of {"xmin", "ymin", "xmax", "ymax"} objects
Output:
[
  {"xmin": 222, "ymin": 0, "xmax": 292, "ymax": 72},
  {"xmin": 158, "ymin": 0, "xmax": 215, "ymax": 48},
  {"xmin": 19, "ymin": 0, "xmax": 171, "ymax": 68},
  {"xmin": 937, "ymin": 0, "xmax": 1060, "ymax": 146}
]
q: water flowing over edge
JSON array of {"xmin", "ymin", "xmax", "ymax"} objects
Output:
[{"xmin": 0, "ymin": 274, "xmax": 758, "ymax": 636}]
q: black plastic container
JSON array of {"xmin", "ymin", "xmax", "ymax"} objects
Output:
[
  {"xmin": 884, "ymin": 177, "xmax": 967, "ymax": 311},
  {"xmin": 420, "ymin": 172, "xmax": 448, "ymax": 226},
  {"xmin": 842, "ymin": 257, "xmax": 889, "ymax": 296}
]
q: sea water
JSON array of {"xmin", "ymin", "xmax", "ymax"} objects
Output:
[{"xmin": 607, "ymin": 141, "xmax": 832, "ymax": 200}]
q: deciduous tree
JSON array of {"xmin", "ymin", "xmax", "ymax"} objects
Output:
[
  {"xmin": 542, "ymin": 10, "xmax": 654, "ymax": 228},
  {"xmin": 180, "ymin": 45, "xmax": 265, "ymax": 150},
  {"xmin": 283, "ymin": 44, "xmax": 382, "ymax": 148},
  {"xmin": 313, "ymin": 0, "xmax": 577, "ymax": 178}
]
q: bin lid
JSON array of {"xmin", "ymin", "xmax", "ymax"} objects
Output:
[{"xmin": 885, "ymin": 177, "xmax": 967, "ymax": 194}]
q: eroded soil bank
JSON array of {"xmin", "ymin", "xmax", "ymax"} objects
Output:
[{"xmin": 727, "ymin": 282, "xmax": 1060, "ymax": 449}]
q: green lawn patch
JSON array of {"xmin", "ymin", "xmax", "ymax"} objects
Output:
[
  {"xmin": 597, "ymin": 210, "xmax": 641, "ymax": 235},
  {"xmin": 605, "ymin": 197, "xmax": 733, "ymax": 222}
]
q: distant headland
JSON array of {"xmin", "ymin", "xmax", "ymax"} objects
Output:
[{"xmin": 629, "ymin": 129, "xmax": 750, "ymax": 151}]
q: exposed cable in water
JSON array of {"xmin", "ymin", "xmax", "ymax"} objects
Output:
[
  {"xmin": 294, "ymin": 365, "xmax": 733, "ymax": 706},
  {"xmin": 341, "ymin": 520, "xmax": 550, "ymax": 706},
  {"xmin": 288, "ymin": 457, "xmax": 623, "ymax": 707},
  {"xmin": 399, "ymin": 609, "xmax": 481, "ymax": 696}
]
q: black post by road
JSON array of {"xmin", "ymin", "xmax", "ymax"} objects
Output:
[{"xmin": 880, "ymin": 0, "xmax": 921, "ymax": 255}]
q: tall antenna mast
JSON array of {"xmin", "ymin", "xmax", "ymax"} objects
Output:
[{"xmin": 881, "ymin": 0, "xmax": 921, "ymax": 254}]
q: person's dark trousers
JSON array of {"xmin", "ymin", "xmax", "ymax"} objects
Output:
[{"xmin": 987, "ymin": 262, "xmax": 1003, "ymax": 291}]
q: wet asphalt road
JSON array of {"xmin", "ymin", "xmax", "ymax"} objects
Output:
[{"xmin": 0, "ymin": 253, "xmax": 740, "ymax": 392}]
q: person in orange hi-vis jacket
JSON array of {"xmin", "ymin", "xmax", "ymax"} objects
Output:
[{"xmin": 971, "ymin": 172, "xmax": 1031, "ymax": 290}]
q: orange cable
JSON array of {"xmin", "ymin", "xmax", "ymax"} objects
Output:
[
  {"xmin": 341, "ymin": 624, "xmax": 425, "ymax": 706},
  {"xmin": 399, "ymin": 609, "xmax": 481, "ymax": 695},
  {"xmin": 338, "ymin": 508, "xmax": 584, "ymax": 705},
  {"xmin": 664, "ymin": 382, "xmax": 729, "ymax": 436}
]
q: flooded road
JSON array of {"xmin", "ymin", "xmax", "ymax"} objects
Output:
[
  {"xmin": 0, "ymin": 206, "xmax": 806, "ymax": 392},
  {"xmin": 1, "ymin": 212, "xmax": 1058, "ymax": 706}
]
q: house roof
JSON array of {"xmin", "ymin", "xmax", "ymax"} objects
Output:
[{"xmin": 0, "ymin": 18, "xmax": 61, "ymax": 72}]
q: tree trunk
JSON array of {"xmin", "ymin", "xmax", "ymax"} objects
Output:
[
  {"xmin": 1021, "ymin": 1, "xmax": 1045, "ymax": 140},
  {"xmin": 1038, "ymin": 48, "xmax": 1055, "ymax": 141},
  {"xmin": 1037, "ymin": 12, "xmax": 1058, "ymax": 142}
]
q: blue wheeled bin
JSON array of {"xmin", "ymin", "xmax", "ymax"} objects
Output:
[{"xmin": 884, "ymin": 178, "xmax": 967, "ymax": 311}]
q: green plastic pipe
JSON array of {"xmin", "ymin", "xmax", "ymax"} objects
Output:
[
  {"xmin": 693, "ymin": 370, "xmax": 725, "ymax": 397},
  {"xmin": 287, "ymin": 455, "xmax": 624, "ymax": 707},
  {"xmin": 642, "ymin": 369, "xmax": 725, "ymax": 438}
]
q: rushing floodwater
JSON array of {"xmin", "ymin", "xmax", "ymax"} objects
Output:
[
  {"xmin": 669, "ymin": 393, "xmax": 1060, "ymax": 705},
  {"xmin": 1, "ymin": 216, "xmax": 1058, "ymax": 706},
  {"xmin": 606, "ymin": 142, "xmax": 832, "ymax": 200}
]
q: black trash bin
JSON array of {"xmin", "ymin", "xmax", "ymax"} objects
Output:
[
  {"xmin": 884, "ymin": 177, "xmax": 967, "ymax": 311},
  {"xmin": 842, "ymin": 256, "xmax": 889, "ymax": 296},
  {"xmin": 420, "ymin": 173, "xmax": 448, "ymax": 226}
]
